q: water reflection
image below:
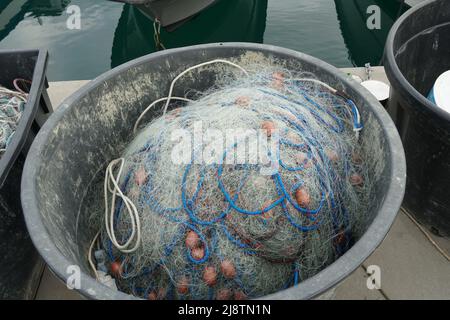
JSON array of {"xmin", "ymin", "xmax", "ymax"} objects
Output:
[
  {"xmin": 334, "ymin": 0, "xmax": 408, "ymax": 66},
  {"xmin": 0, "ymin": 0, "xmax": 70, "ymax": 42},
  {"xmin": 1, "ymin": 0, "xmax": 70, "ymax": 19},
  {"xmin": 111, "ymin": 0, "xmax": 268, "ymax": 68},
  {"xmin": 26, "ymin": 0, "xmax": 71, "ymax": 17},
  {"xmin": 0, "ymin": 0, "xmax": 413, "ymax": 81}
]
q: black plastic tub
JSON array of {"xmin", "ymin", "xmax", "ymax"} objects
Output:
[
  {"xmin": 384, "ymin": 0, "xmax": 450, "ymax": 237},
  {"xmin": 0, "ymin": 49, "xmax": 53, "ymax": 299},
  {"xmin": 21, "ymin": 43, "xmax": 406, "ymax": 300}
]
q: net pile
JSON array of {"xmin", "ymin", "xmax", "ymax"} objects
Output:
[
  {"xmin": 0, "ymin": 81, "xmax": 28, "ymax": 156},
  {"xmin": 89, "ymin": 62, "xmax": 373, "ymax": 300}
]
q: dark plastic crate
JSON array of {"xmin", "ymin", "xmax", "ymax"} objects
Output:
[{"xmin": 0, "ymin": 49, "xmax": 53, "ymax": 299}]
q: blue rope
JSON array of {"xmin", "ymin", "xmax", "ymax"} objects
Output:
[{"xmin": 107, "ymin": 81, "xmax": 364, "ymax": 296}]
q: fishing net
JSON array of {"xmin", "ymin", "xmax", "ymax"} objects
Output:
[
  {"xmin": 88, "ymin": 60, "xmax": 376, "ymax": 300},
  {"xmin": 0, "ymin": 81, "xmax": 28, "ymax": 156}
]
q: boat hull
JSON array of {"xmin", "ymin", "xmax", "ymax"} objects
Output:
[{"xmin": 115, "ymin": 0, "xmax": 219, "ymax": 27}]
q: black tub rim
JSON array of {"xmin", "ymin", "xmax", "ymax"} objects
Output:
[
  {"xmin": 0, "ymin": 49, "xmax": 48, "ymax": 187},
  {"xmin": 384, "ymin": 0, "xmax": 450, "ymax": 122},
  {"xmin": 21, "ymin": 42, "xmax": 406, "ymax": 300}
]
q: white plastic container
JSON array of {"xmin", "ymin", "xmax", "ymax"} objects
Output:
[
  {"xmin": 361, "ymin": 80, "xmax": 390, "ymax": 106},
  {"xmin": 428, "ymin": 70, "xmax": 450, "ymax": 114}
]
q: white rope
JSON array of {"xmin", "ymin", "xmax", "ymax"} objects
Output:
[
  {"xmin": 95, "ymin": 60, "xmax": 248, "ymax": 265},
  {"xmin": 133, "ymin": 97, "xmax": 193, "ymax": 134},
  {"xmin": 162, "ymin": 59, "xmax": 249, "ymax": 115},
  {"xmin": 133, "ymin": 60, "xmax": 248, "ymax": 133},
  {"xmin": 104, "ymin": 158, "xmax": 141, "ymax": 253},
  {"xmin": 88, "ymin": 231, "xmax": 100, "ymax": 280},
  {"xmin": 290, "ymin": 78, "xmax": 338, "ymax": 94},
  {"xmin": 0, "ymin": 87, "xmax": 27, "ymax": 101},
  {"xmin": 289, "ymin": 78, "xmax": 362, "ymax": 136}
]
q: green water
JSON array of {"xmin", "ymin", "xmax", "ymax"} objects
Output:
[{"xmin": 0, "ymin": 0, "xmax": 408, "ymax": 81}]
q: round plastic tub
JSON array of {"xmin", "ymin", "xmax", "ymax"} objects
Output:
[
  {"xmin": 21, "ymin": 43, "xmax": 406, "ymax": 299},
  {"xmin": 0, "ymin": 49, "xmax": 52, "ymax": 299},
  {"xmin": 384, "ymin": 0, "xmax": 450, "ymax": 236}
]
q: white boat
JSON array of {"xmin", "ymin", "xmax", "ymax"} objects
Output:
[
  {"xmin": 112, "ymin": 0, "xmax": 218, "ymax": 28},
  {"xmin": 111, "ymin": 0, "xmax": 268, "ymax": 66}
]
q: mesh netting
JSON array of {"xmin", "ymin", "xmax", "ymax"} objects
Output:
[
  {"xmin": 0, "ymin": 81, "xmax": 28, "ymax": 156},
  {"xmin": 88, "ymin": 62, "xmax": 375, "ymax": 300}
]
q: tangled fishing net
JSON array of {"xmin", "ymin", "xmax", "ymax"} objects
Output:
[
  {"xmin": 88, "ymin": 60, "xmax": 375, "ymax": 300},
  {"xmin": 0, "ymin": 80, "xmax": 29, "ymax": 156}
]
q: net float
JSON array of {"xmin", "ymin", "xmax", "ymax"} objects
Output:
[
  {"xmin": 147, "ymin": 291, "xmax": 157, "ymax": 300},
  {"xmin": 220, "ymin": 259, "xmax": 237, "ymax": 279},
  {"xmin": 177, "ymin": 276, "xmax": 189, "ymax": 295},
  {"xmin": 295, "ymin": 188, "xmax": 311, "ymax": 208},
  {"xmin": 135, "ymin": 167, "xmax": 147, "ymax": 186},
  {"xmin": 216, "ymin": 289, "xmax": 232, "ymax": 300},
  {"xmin": 203, "ymin": 266, "xmax": 217, "ymax": 286},
  {"xmin": 185, "ymin": 230, "xmax": 201, "ymax": 249},
  {"xmin": 326, "ymin": 149, "xmax": 339, "ymax": 162},
  {"xmin": 191, "ymin": 247, "xmax": 205, "ymax": 260},
  {"xmin": 350, "ymin": 173, "xmax": 364, "ymax": 186},
  {"xmin": 235, "ymin": 96, "xmax": 250, "ymax": 107},
  {"xmin": 261, "ymin": 121, "xmax": 276, "ymax": 137},
  {"xmin": 110, "ymin": 261, "xmax": 122, "ymax": 278},
  {"xmin": 234, "ymin": 290, "xmax": 248, "ymax": 300}
]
